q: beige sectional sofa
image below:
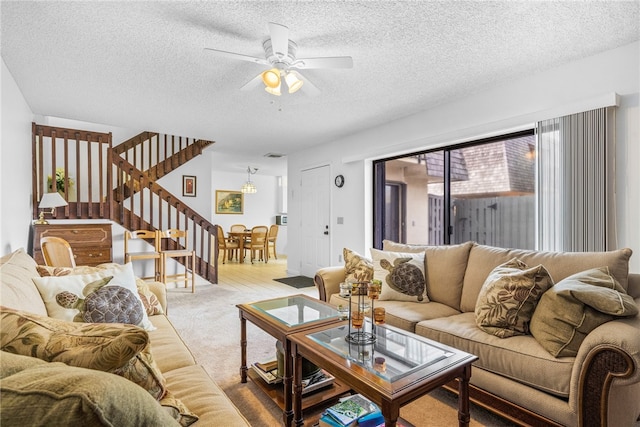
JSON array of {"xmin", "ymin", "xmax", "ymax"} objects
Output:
[
  {"xmin": 315, "ymin": 242, "xmax": 640, "ymax": 427},
  {"xmin": 0, "ymin": 248, "xmax": 250, "ymax": 426}
]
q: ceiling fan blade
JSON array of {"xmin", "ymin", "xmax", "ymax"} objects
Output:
[
  {"xmin": 203, "ymin": 48, "xmax": 268, "ymax": 65},
  {"xmin": 293, "ymin": 56, "xmax": 353, "ymax": 69},
  {"xmin": 268, "ymin": 22, "xmax": 289, "ymax": 59},
  {"xmin": 239, "ymin": 73, "xmax": 264, "ymax": 91}
]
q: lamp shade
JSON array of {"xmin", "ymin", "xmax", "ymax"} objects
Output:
[
  {"xmin": 39, "ymin": 192, "xmax": 68, "ymax": 209},
  {"xmin": 284, "ymin": 72, "xmax": 304, "ymax": 94},
  {"xmin": 261, "ymin": 68, "xmax": 281, "ymax": 88},
  {"xmin": 265, "ymin": 83, "xmax": 282, "ymax": 96},
  {"xmin": 241, "ymin": 181, "xmax": 257, "ymax": 194}
]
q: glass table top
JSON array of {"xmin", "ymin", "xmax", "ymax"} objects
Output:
[
  {"xmin": 250, "ymin": 295, "xmax": 340, "ymax": 328},
  {"xmin": 307, "ymin": 320, "xmax": 456, "ymax": 382}
]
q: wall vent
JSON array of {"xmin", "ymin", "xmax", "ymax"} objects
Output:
[{"xmin": 264, "ymin": 153, "xmax": 285, "ymax": 158}]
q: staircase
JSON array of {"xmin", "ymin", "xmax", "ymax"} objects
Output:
[{"xmin": 32, "ymin": 123, "xmax": 219, "ymax": 283}]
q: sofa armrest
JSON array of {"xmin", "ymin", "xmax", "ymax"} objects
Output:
[
  {"xmin": 571, "ymin": 301, "xmax": 640, "ymax": 424},
  {"xmin": 314, "ymin": 266, "xmax": 345, "ymax": 302},
  {"xmin": 146, "ymin": 281, "xmax": 168, "ymax": 313}
]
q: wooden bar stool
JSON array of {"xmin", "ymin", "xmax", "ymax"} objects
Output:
[
  {"xmin": 159, "ymin": 229, "xmax": 196, "ymax": 293},
  {"xmin": 124, "ymin": 230, "xmax": 162, "ymax": 282}
]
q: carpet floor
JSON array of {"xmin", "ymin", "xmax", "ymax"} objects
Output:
[{"xmin": 166, "ymin": 281, "xmax": 517, "ymax": 427}]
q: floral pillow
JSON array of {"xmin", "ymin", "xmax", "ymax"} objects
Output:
[
  {"xmin": 0, "ymin": 306, "xmax": 166, "ymax": 400},
  {"xmin": 344, "ymin": 248, "xmax": 373, "ymax": 294},
  {"xmin": 475, "ymin": 258, "xmax": 553, "ymax": 338},
  {"xmin": 370, "ymin": 249, "xmax": 428, "ymax": 303}
]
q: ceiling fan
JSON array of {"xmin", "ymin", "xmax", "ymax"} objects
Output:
[{"xmin": 204, "ymin": 22, "xmax": 353, "ymax": 96}]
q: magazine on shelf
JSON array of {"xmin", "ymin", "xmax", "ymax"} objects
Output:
[
  {"xmin": 251, "ymin": 361, "xmax": 335, "ymax": 394},
  {"xmin": 324, "ymin": 394, "xmax": 379, "ymax": 426}
]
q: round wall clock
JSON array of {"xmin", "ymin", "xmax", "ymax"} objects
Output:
[{"xmin": 334, "ymin": 174, "xmax": 345, "ymax": 188}]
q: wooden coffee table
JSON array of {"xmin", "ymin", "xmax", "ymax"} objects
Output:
[
  {"xmin": 289, "ymin": 320, "xmax": 478, "ymax": 427},
  {"xmin": 237, "ymin": 294, "xmax": 349, "ymax": 427}
]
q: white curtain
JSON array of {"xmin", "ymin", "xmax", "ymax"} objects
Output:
[{"xmin": 536, "ymin": 107, "xmax": 615, "ymax": 252}]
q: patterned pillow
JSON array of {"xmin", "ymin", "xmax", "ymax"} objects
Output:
[
  {"xmin": 161, "ymin": 390, "xmax": 199, "ymax": 426},
  {"xmin": 32, "ymin": 263, "xmax": 155, "ymax": 330},
  {"xmin": 343, "ymin": 248, "xmax": 373, "ymax": 288},
  {"xmin": 530, "ymin": 267, "xmax": 638, "ymax": 357},
  {"xmin": 37, "ymin": 264, "xmax": 164, "ymax": 316},
  {"xmin": 370, "ymin": 249, "xmax": 428, "ymax": 303},
  {"xmin": 0, "ymin": 306, "xmax": 166, "ymax": 400},
  {"xmin": 475, "ymin": 258, "xmax": 553, "ymax": 338},
  {"xmin": 0, "ymin": 352, "xmax": 180, "ymax": 426}
]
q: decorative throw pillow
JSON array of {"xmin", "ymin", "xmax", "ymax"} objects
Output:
[
  {"xmin": 475, "ymin": 258, "xmax": 553, "ymax": 338},
  {"xmin": 370, "ymin": 249, "xmax": 428, "ymax": 303},
  {"xmin": 530, "ymin": 267, "xmax": 638, "ymax": 357},
  {"xmin": 0, "ymin": 306, "xmax": 166, "ymax": 400},
  {"xmin": 37, "ymin": 264, "xmax": 164, "ymax": 316},
  {"xmin": 160, "ymin": 390, "xmax": 199, "ymax": 426},
  {"xmin": 344, "ymin": 248, "xmax": 373, "ymax": 294},
  {"xmin": 32, "ymin": 263, "xmax": 155, "ymax": 330}
]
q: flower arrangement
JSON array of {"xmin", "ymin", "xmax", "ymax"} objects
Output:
[{"xmin": 48, "ymin": 168, "xmax": 74, "ymax": 193}]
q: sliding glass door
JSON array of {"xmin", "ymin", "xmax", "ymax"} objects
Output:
[{"xmin": 373, "ymin": 130, "xmax": 535, "ymax": 249}]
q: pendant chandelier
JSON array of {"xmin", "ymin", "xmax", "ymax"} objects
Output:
[{"xmin": 241, "ymin": 166, "xmax": 258, "ymax": 194}]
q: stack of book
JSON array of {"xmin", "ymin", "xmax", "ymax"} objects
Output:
[{"xmin": 318, "ymin": 394, "xmax": 383, "ymax": 427}]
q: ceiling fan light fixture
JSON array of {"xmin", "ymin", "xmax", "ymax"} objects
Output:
[
  {"xmin": 265, "ymin": 82, "xmax": 282, "ymax": 96},
  {"xmin": 261, "ymin": 68, "xmax": 281, "ymax": 88},
  {"xmin": 284, "ymin": 71, "xmax": 304, "ymax": 94}
]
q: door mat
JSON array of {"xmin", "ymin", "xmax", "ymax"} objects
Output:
[{"xmin": 274, "ymin": 276, "xmax": 315, "ymax": 289}]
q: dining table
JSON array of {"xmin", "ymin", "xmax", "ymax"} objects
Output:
[{"xmin": 228, "ymin": 230, "xmax": 252, "ymax": 263}]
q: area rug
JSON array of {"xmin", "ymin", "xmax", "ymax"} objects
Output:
[
  {"xmin": 273, "ymin": 275, "xmax": 315, "ymax": 288},
  {"xmin": 166, "ymin": 283, "xmax": 517, "ymax": 427}
]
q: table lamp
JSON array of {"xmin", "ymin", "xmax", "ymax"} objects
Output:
[{"xmin": 35, "ymin": 192, "xmax": 68, "ymax": 224}]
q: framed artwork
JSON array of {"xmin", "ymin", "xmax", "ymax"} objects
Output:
[
  {"xmin": 183, "ymin": 175, "xmax": 196, "ymax": 197},
  {"xmin": 215, "ymin": 190, "xmax": 243, "ymax": 214}
]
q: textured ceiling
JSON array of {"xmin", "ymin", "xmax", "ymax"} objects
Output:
[{"xmin": 2, "ymin": 1, "xmax": 639, "ymax": 175}]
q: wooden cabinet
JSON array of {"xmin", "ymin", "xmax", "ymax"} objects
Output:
[{"xmin": 32, "ymin": 223, "xmax": 112, "ymax": 266}]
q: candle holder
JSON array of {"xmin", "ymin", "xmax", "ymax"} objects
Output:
[{"xmin": 345, "ymin": 282, "xmax": 377, "ymax": 344}]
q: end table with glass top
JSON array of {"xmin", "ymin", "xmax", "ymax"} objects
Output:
[
  {"xmin": 237, "ymin": 294, "xmax": 347, "ymax": 427},
  {"xmin": 289, "ymin": 320, "xmax": 479, "ymax": 427}
]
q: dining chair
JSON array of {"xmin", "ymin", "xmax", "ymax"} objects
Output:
[
  {"xmin": 267, "ymin": 224, "xmax": 279, "ymax": 260},
  {"xmin": 242, "ymin": 225, "xmax": 268, "ymax": 264},
  {"xmin": 124, "ymin": 229, "xmax": 162, "ymax": 282},
  {"xmin": 217, "ymin": 226, "xmax": 239, "ymax": 264},
  {"xmin": 41, "ymin": 236, "xmax": 76, "ymax": 267},
  {"xmin": 159, "ymin": 229, "xmax": 196, "ymax": 293},
  {"xmin": 230, "ymin": 224, "xmax": 247, "ymax": 233}
]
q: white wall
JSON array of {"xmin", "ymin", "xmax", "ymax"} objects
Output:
[
  {"xmin": 287, "ymin": 41, "xmax": 640, "ymax": 273},
  {"xmin": 1, "ymin": 59, "xmax": 34, "ymax": 254}
]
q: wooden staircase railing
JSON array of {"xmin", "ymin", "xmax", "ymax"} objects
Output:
[{"xmin": 32, "ymin": 122, "xmax": 219, "ymax": 284}]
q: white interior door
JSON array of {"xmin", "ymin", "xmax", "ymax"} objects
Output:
[{"xmin": 300, "ymin": 165, "xmax": 331, "ymax": 277}]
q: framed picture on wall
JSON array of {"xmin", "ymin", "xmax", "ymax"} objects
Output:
[
  {"xmin": 183, "ymin": 175, "xmax": 196, "ymax": 197},
  {"xmin": 215, "ymin": 190, "xmax": 243, "ymax": 214}
]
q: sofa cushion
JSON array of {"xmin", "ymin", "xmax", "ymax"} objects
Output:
[
  {"xmin": 328, "ymin": 294, "xmax": 460, "ymax": 333},
  {"xmin": 32, "ymin": 262, "xmax": 155, "ymax": 330},
  {"xmin": 460, "ymin": 244, "xmax": 632, "ymax": 312},
  {"xmin": 530, "ymin": 267, "xmax": 638, "ymax": 357},
  {"xmin": 36, "ymin": 264, "xmax": 164, "ymax": 316},
  {"xmin": 0, "ymin": 307, "xmax": 166, "ymax": 400},
  {"xmin": 475, "ymin": 258, "xmax": 553, "ymax": 338},
  {"xmin": 160, "ymin": 390, "xmax": 199, "ymax": 426},
  {"xmin": 371, "ymin": 249, "xmax": 428, "ymax": 302},
  {"xmin": 416, "ymin": 312, "xmax": 574, "ymax": 397},
  {"xmin": 0, "ymin": 248, "xmax": 48, "ymax": 316},
  {"xmin": 383, "ymin": 241, "xmax": 473, "ymax": 310},
  {"xmin": 343, "ymin": 248, "xmax": 373, "ymax": 286},
  {"xmin": 162, "ymin": 364, "xmax": 250, "ymax": 425},
  {"xmin": 0, "ymin": 351, "xmax": 179, "ymax": 427},
  {"xmin": 147, "ymin": 314, "xmax": 197, "ymax": 372}
]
